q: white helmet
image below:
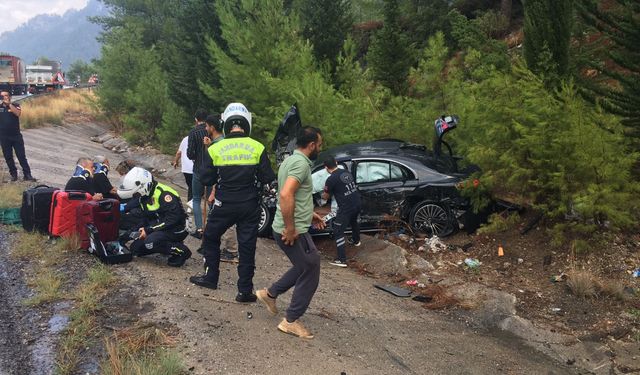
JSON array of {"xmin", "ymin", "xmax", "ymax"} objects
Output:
[
  {"xmin": 221, "ymin": 102, "xmax": 252, "ymax": 136},
  {"xmin": 117, "ymin": 167, "xmax": 154, "ymax": 199}
]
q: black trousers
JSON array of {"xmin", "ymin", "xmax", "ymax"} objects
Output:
[
  {"xmin": 130, "ymin": 229, "xmax": 188, "ymax": 256},
  {"xmin": 119, "ymin": 207, "xmax": 145, "ymax": 232},
  {"xmin": 332, "ymin": 207, "xmax": 361, "ymax": 262},
  {"xmin": 0, "ymin": 134, "xmax": 31, "ymax": 177},
  {"xmin": 202, "ymin": 199, "xmax": 260, "ymax": 294},
  {"xmin": 183, "ymin": 172, "xmax": 193, "ymax": 201},
  {"xmin": 268, "ymin": 232, "xmax": 320, "ymax": 322}
]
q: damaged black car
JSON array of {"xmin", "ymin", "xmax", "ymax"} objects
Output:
[{"xmin": 258, "ymin": 107, "xmax": 481, "ymax": 237}]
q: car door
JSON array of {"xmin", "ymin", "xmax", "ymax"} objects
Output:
[{"xmin": 353, "ymin": 159, "xmax": 417, "ymax": 221}]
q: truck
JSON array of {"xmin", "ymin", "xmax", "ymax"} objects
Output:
[
  {"xmin": 0, "ymin": 54, "xmax": 28, "ymax": 95},
  {"xmin": 26, "ymin": 62, "xmax": 65, "ymax": 94}
]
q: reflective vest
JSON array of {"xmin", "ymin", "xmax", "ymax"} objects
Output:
[
  {"xmin": 145, "ymin": 183, "xmax": 179, "ymax": 212},
  {"xmin": 208, "ymin": 136, "xmax": 265, "ymax": 167}
]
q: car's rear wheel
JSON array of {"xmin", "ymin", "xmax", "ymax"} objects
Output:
[
  {"xmin": 258, "ymin": 202, "xmax": 273, "ymax": 238},
  {"xmin": 409, "ymin": 201, "xmax": 454, "ymax": 237}
]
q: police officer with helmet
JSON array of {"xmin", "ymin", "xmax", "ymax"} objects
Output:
[
  {"xmin": 118, "ymin": 167, "xmax": 192, "ymax": 267},
  {"xmin": 190, "ymin": 103, "xmax": 276, "ymax": 303}
]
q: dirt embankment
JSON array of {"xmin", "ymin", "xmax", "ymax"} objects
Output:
[{"xmin": 1, "ymin": 116, "xmax": 637, "ymax": 374}]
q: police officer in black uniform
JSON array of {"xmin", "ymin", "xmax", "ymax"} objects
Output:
[
  {"xmin": 65, "ymin": 157, "xmax": 103, "ymax": 200},
  {"xmin": 190, "ymin": 103, "xmax": 275, "ymax": 302},
  {"xmin": 118, "ymin": 167, "xmax": 192, "ymax": 267}
]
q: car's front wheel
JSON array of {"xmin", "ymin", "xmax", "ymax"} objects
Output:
[
  {"xmin": 409, "ymin": 201, "xmax": 454, "ymax": 237},
  {"xmin": 258, "ymin": 202, "xmax": 273, "ymax": 238}
]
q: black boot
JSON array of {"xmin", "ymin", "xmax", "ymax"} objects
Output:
[
  {"xmin": 235, "ymin": 292, "xmax": 257, "ymax": 303},
  {"xmin": 10, "ymin": 173, "xmax": 17, "ymax": 182},
  {"xmin": 24, "ymin": 174, "xmax": 37, "ymax": 182},
  {"xmin": 189, "ymin": 262, "xmax": 218, "ymax": 289},
  {"xmin": 167, "ymin": 244, "xmax": 192, "ymax": 267}
]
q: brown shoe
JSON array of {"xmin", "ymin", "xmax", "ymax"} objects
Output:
[
  {"xmin": 277, "ymin": 318, "xmax": 314, "ymax": 339},
  {"xmin": 256, "ymin": 288, "xmax": 278, "ymax": 315}
]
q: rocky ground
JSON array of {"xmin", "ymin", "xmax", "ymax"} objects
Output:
[{"xmin": 0, "ymin": 114, "xmax": 638, "ymax": 374}]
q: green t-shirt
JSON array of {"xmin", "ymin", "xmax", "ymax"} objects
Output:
[{"xmin": 272, "ymin": 150, "xmax": 314, "ymax": 234}]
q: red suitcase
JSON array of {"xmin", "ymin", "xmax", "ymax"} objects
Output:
[
  {"xmin": 76, "ymin": 199, "xmax": 120, "ymax": 250},
  {"xmin": 49, "ymin": 191, "xmax": 92, "ymax": 237}
]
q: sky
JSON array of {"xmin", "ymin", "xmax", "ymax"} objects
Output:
[{"xmin": 1, "ymin": 0, "xmax": 88, "ymax": 34}]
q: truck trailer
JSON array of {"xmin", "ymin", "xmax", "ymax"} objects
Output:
[
  {"xmin": 26, "ymin": 62, "xmax": 65, "ymax": 93},
  {"xmin": 0, "ymin": 54, "xmax": 28, "ymax": 95}
]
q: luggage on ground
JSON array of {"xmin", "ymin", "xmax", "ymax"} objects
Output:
[
  {"xmin": 76, "ymin": 199, "xmax": 120, "ymax": 250},
  {"xmin": 20, "ymin": 185, "xmax": 60, "ymax": 233},
  {"xmin": 49, "ymin": 191, "xmax": 92, "ymax": 237},
  {"xmin": 86, "ymin": 223, "xmax": 132, "ymax": 264}
]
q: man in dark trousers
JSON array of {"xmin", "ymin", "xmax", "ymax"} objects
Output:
[
  {"xmin": 65, "ymin": 157, "xmax": 103, "ymax": 201},
  {"xmin": 0, "ymin": 91, "xmax": 36, "ymax": 182},
  {"xmin": 118, "ymin": 167, "xmax": 191, "ymax": 267},
  {"xmin": 322, "ymin": 156, "xmax": 362, "ymax": 267},
  {"xmin": 256, "ymin": 127, "xmax": 325, "ymax": 339},
  {"xmin": 201, "ymin": 113, "xmax": 237, "ymax": 262},
  {"xmin": 186, "ymin": 108, "xmax": 211, "ymax": 238},
  {"xmin": 189, "ymin": 103, "xmax": 275, "ymax": 303}
]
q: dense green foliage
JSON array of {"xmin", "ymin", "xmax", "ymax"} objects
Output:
[
  {"xmin": 523, "ymin": 0, "xmax": 574, "ymax": 84},
  {"xmin": 366, "ymin": 0, "xmax": 413, "ymax": 95},
  {"xmin": 93, "ymin": 0, "xmax": 639, "ymax": 240},
  {"xmin": 576, "ymin": 0, "xmax": 640, "ymax": 135},
  {"xmin": 66, "ymin": 60, "xmax": 96, "ymax": 83}
]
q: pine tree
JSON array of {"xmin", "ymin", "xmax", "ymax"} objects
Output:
[
  {"xmin": 299, "ymin": 0, "xmax": 354, "ymax": 71},
  {"xmin": 366, "ymin": 0, "xmax": 414, "ymax": 95},
  {"xmin": 576, "ymin": 0, "xmax": 640, "ymax": 134},
  {"xmin": 523, "ymin": 0, "xmax": 574, "ymax": 81}
]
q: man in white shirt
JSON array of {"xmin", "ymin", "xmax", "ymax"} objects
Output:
[{"xmin": 172, "ymin": 136, "xmax": 194, "ymax": 201}]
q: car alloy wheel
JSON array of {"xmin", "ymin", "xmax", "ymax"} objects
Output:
[{"xmin": 409, "ymin": 201, "xmax": 454, "ymax": 237}]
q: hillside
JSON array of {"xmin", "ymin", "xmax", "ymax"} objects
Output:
[{"xmin": 0, "ymin": 0, "xmax": 107, "ymax": 65}]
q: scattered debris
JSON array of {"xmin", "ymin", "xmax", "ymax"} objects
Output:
[
  {"xmin": 543, "ymin": 255, "xmax": 552, "ymax": 267},
  {"xmin": 374, "ymin": 284, "xmax": 412, "ymax": 297},
  {"xmin": 498, "ymin": 245, "xmax": 504, "ymax": 257},
  {"xmin": 464, "ymin": 258, "xmax": 481, "ymax": 269},
  {"xmin": 550, "ymin": 273, "xmax": 568, "ymax": 283},
  {"xmin": 460, "ymin": 242, "xmax": 473, "ymax": 252},
  {"xmin": 425, "ymin": 236, "xmax": 448, "ymax": 253},
  {"xmin": 412, "ymin": 295, "xmax": 433, "ymax": 303},
  {"xmin": 632, "ymin": 269, "xmax": 640, "ymax": 278},
  {"xmin": 246, "ymin": 312, "xmax": 252, "ymax": 320},
  {"xmin": 517, "ymin": 258, "xmax": 524, "ymax": 264},
  {"xmin": 405, "ymin": 279, "xmax": 418, "ymax": 286}
]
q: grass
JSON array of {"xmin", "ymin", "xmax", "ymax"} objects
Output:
[
  {"xmin": 597, "ymin": 279, "xmax": 627, "ymax": 301},
  {"xmin": 0, "ymin": 182, "xmax": 26, "ymax": 209},
  {"xmin": 566, "ymin": 270, "xmax": 597, "ymax": 298},
  {"xmin": 11, "ymin": 231, "xmax": 49, "ymax": 259},
  {"xmin": 19, "ymin": 89, "xmax": 98, "ymax": 129},
  {"xmin": 56, "ymin": 263, "xmax": 115, "ymax": 375},
  {"xmin": 101, "ymin": 324, "xmax": 186, "ymax": 375},
  {"xmin": 477, "ymin": 212, "xmax": 520, "ymax": 234},
  {"xmin": 23, "ymin": 269, "xmax": 65, "ymax": 306}
]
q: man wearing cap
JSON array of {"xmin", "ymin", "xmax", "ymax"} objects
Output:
[{"xmin": 189, "ymin": 103, "xmax": 276, "ymax": 303}]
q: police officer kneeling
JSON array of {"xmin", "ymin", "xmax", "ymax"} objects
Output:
[
  {"xmin": 118, "ymin": 167, "xmax": 192, "ymax": 267},
  {"xmin": 190, "ymin": 103, "xmax": 275, "ymax": 303}
]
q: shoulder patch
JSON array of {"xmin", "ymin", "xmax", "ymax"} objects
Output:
[
  {"xmin": 83, "ymin": 171, "xmax": 90, "ymax": 179},
  {"xmin": 164, "ymin": 194, "xmax": 173, "ymax": 203}
]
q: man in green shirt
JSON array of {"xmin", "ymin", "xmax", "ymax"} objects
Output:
[{"xmin": 257, "ymin": 127, "xmax": 325, "ymax": 339}]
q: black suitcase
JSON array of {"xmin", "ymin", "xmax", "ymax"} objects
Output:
[
  {"xmin": 87, "ymin": 223, "xmax": 133, "ymax": 264},
  {"xmin": 20, "ymin": 185, "xmax": 60, "ymax": 233}
]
